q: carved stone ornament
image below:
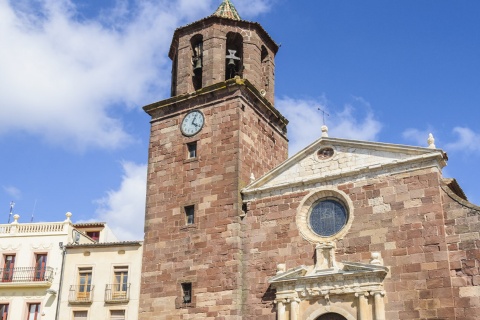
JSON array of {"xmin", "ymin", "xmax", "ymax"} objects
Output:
[{"xmin": 269, "ymin": 244, "xmax": 388, "ymax": 320}]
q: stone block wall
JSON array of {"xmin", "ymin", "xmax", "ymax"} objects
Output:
[
  {"xmin": 442, "ymin": 184, "xmax": 480, "ymax": 320},
  {"xmin": 140, "ymin": 84, "xmax": 287, "ymax": 319},
  {"xmin": 242, "ymin": 168, "xmax": 468, "ymax": 319},
  {"xmin": 170, "ymin": 18, "xmax": 277, "ymax": 103}
]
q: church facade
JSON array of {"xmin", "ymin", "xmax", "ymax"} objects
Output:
[{"xmin": 139, "ymin": 1, "xmax": 480, "ymax": 319}]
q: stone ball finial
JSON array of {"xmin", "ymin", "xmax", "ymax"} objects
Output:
[
  {"xmin": 276, "ymin": 263, "xmax": 286, "ymax": 274},
  {"xmin": 370, "ymin": 252, "xmax": 383, "ymax": 265},
  {"xmin": 12, "ymin": 214, "xmax": 20, "ymax": 224},
  {"xmin": 427, "ymin": 133, "xmax": 436, "ymax": 149},
  {"xmin": 321, "ymin": 125, "xmax": 329, "ymax": 138},
  {"xmin": 65, "ymin": 212, "xmax": 72, "ymax": 222}
]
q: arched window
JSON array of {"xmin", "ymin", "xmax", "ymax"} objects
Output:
[
  {"xmin": 191, "ymin": 34, "xmax": 203, "ymax": 90},
  {"xmin": 171, "ymin": 52, "xmax": 178, "ymax": 96},
  {"xmin": 261, "ymin": 45, "xmax": 269, "ymax": 91},
  {"xmin": 225, "ymin": 32, "xmax": 243, "ymax": 80}
]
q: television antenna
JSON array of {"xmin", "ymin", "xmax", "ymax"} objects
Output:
[{"xmin": 7, "ymin": 201, "xmax": 14, "ymax": 223}]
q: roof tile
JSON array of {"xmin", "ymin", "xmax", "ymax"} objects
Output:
[{"xmin": 212, "ymin": 0, "xmax": 241, "ymax": 20}]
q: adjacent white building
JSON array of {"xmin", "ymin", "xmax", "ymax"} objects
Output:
[
  {"xmin": 58, "ymin": 240, "xmax": 143, "ymax": 320},
  {"xmin": 0, "ymin": 213, "xmax": 84, "ymax": 320},
  {"xmin": 0, "ymin": 214, "xmax": 142, "ymax": 320}
]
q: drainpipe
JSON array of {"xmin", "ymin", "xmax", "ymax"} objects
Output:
[{"xmin": 55, "ymin": 242, "xmax": 66, "ymax": 320}]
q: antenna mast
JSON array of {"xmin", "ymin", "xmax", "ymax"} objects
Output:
[
  {"xmin": 31, "ymin": 199, "xmax": 37, "ymax": 223},
  {"xmin": 7, "ymin": 201, "xmax": 14, "ymax": 223}
]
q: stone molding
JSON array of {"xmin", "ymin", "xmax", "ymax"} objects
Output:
[
  {"xmin": 296, "ymin": 188, "xmax": 354, "ymax": 243},
  {"xmin": 242, "ymin": 137, "xmax": 447, "ymax": 201},
  {"xmin": 441, "ymin": 180, "xmax": 480, "ymax": 212},
  {"xmin": 269, "ymin": 248, "xmax": 388, "ymax": 320}
]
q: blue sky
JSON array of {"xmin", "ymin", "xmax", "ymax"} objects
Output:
[{"xmin": 1, "ymin": 0, "xmax": 479, "ymax": 240}]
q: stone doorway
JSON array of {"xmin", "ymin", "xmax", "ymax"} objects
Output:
[{"xmin": 316, "ymin": 313, "xmax": 347, "ymax": 320}]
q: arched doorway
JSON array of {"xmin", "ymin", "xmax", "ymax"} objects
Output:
[{"xmin": 317, "ymin": 313, "xmax": 347, "ymax": 320}]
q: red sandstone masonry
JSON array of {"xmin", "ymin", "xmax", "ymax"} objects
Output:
[
  {"xmin": 242, "ymin": 169, "xmax": 460, "ymax": 319},
  {"xmin": 441, "ymin": 183, "xmax": 480, "ymax": 320},
  {"xmin": 140, "ymin": 83, "xmax": 288, "ymax": 319}
]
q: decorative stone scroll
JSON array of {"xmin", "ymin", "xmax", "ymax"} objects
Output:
[{"xmin": 269, "ymin": 245, "xmax": 388, "ymax": 320}]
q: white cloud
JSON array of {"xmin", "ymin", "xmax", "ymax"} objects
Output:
[
  {"xmin": 94, "ymin": 161, "xmax": 147, "ymax": 241},
  {"xmin": 234, "ymin": 0, "xmax": 275, "ymax": 17},
  {"xmin": 276, "ymin": 96, "xmax": 382, "ymax": 155},
  {"xmin": 2, "ymin": 186, "xmax": 22, "ymax": 199},
  {"xmin": 402, "ymin": 128, "xmax": 434, "ymax": 148},
  {"xmin": 0, "ymin": 0, "xmax": 275, "ymax": 151},
  {"xmin": 445, "ymin": 127, "xmax": 480, "ymax": 153}
]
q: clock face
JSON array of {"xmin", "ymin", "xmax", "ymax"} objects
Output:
[{"xmin": 181, "ymin": 110, "xmax": 204, "ymax": 136}]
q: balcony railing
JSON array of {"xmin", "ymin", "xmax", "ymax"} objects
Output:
[
  {"xmin": 68, "ymin": 285, "xmax": 95, "ymax": 304},
  {"xmin": 105, "ymin": 283, "xmax": 130, "ymax": 303},
  {"xmin": 0, "ymin": 267, "xmax": 54, "ymax": 284}
]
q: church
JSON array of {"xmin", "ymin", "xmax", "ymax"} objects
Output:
[{"xmin": 138, "ymin": 1, "xmax": 480, "ymax": 319}]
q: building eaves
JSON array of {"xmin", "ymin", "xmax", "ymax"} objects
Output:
[
  {"xmin": 65, "ymin": 241, "xmax": 142, "ymax": 248},
  {"xmin": 168, "ymin": 15, "xmax": 279, "ymax": 59},
  {"xmin": 73, "ymin": 222, "xmax": 106, "ymax": 228}
]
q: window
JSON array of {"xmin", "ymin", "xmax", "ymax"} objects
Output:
[
  {"xmin": 191, "ymin": 34, "xmax": 203, "ymax": 90},
  {"xmin": 309, "ymin": 199, "xmax": 348, "ymax": 237},
  {"xmin": 0, "ymin": 304, "xmax": 8, "ymax": 320},
  {"xmin": 86, "ymin": 231, "xmax": 100, "ymax": 241},
  {"xmin": 110, "ymin": 310, "xmax": 125, "ymax": 320},
  {"xmin": 113, "ymin": 266, "xmax": 128, "ymax": 298},
  {"xmin": 34, "ymin": 254, "xmax": 47, "ymax": 281},
  {"xmin": 73, "ymin": 311, "xmax": 88, "ymax": 320},
  {"xmin": 184, "ymin": 205, "xmax": 195, "ymax": 225},
  {"xmin": 181, "ymin": 283, "xmax": 192, "ymax": 304},
  {"xmin": 187, "ymin": 142, "xmax": 197, "ymax": 159},
  {"xmin": 26, "ymin": 303, "xmax": 40, "ymax": 320},
  {"xmin": 225, "ymin": 32, "xmax": 243, "ymax": 80},
  {"xmin": 2, "ymin": 255, "xmax": 15, "ymax": 282},
  {"xmin": 78, "ymin": 268, "xmax": 92, "ymax": 300}
]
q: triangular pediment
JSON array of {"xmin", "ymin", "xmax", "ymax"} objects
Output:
[
  {"xmin": 243, "ymin": 137, "xmax": 447, "ymax": 195},
  {"xmin": 269, "ymin": 261, "xmax": 388, "ymax": 285},
  {"xmin": 269, "ymin": 265, "xmax": 309, "ymax": 282}
]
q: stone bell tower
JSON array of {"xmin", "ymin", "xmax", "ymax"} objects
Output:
[{"xmin": 139, "ymin": 1, "xmax": 288, "ymax": 318}]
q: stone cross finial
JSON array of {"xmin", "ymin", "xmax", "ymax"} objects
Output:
[
  {"xmin": 321, "ymin": 125, "xmax": 329, "ymax": 138},
  {"xmin": 427, "ymin": 133, "xmax": 436, "ymax": 149}
]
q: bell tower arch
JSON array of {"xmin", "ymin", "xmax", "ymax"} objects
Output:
[
  {"xmin": 139, "ymin": 1, "xmax": 288, "ymax": 319},
  {"xmin": 168, "ymin": 0, "xmax": 278, "ymax": 103}
]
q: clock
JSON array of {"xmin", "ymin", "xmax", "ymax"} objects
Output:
[{"xmin": 181, "ymin": 110, "xmax": 204, "ymax": 136}]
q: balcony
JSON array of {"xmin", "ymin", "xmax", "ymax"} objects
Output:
[
  {"xmin": 68, "ymin": 285, "xmax": 95, "ymax": 304},
  {"xmin": 105, "ymin": 284, "xmax": 130, "ymax": 303},
  {"xmin": 0, "ymin": 267, "xmax": 54, "ymax": 288}
]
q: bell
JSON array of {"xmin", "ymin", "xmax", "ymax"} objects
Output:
[
  {"xmin": 193, "ymin": 58, "xmax": 202, "ymax": 72},
  {"xmin": 227, "ymin": 58, "xmax": 236, "ymax": 68}
]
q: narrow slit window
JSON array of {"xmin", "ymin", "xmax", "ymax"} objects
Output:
[
  {"xmin": 185, "ymin": 205, "xmax": 195, "ymax": 225},
  {"xmin": 181, "ymin": 283, "xmax": 192, "ymax": 304},
  {"xmin": 0, "ymin": 304, "xmax": 8, "ymax": 320},
  {"xmin": 187, "ymin": 142, "xmax": 197, "ymax": 159}
]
